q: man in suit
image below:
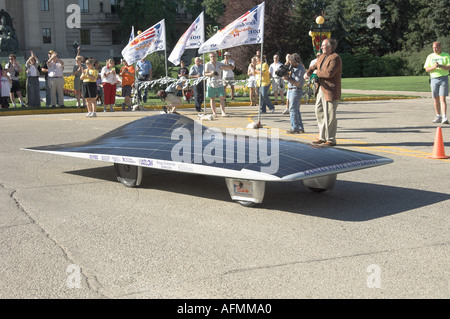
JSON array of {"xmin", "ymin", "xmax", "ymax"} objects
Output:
[{"xmin": 305, "ymin": 38, "xmax": 342, "ymax": 146}]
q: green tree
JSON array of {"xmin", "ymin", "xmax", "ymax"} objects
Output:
[
  {"xmin": 325, "ymin": 0, "xmax": 351, "ymax": 53},
  {"xmin": 401, "ymin": 0, "xmax": 434, "ymax": 51},
  {"xmin": 290, "ymin": 0, "xmax": 330, "ymax": 62},
  {"xmin": 218, "ymin": 0, "xmax": 294, "ymax": 72},
  {"xmin": 117, "ymin": 0, "xmax": 178, "ymax": 44},
  {"xmin": 202, "ymin": 0, "xmax": 225, "ymax": 23},
  {"xmin": 428, "ymin": 0, "xmax": 450, "ymax": 40}
]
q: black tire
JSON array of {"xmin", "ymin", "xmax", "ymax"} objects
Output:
[
  {"xmin": 114, "ymin": 163, "xmax": 140, "ymax": 187},
  {"xmin": 236, "ymin": 200, "xmax": 257, "ymax": 207},
  {"xmin": 308, "ymin": 187, "xmax": 327, "ymax": 193}
]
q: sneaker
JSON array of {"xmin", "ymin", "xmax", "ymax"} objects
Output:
[
  {"xmin": 85, "ymin": 112, "xmax": 92, "ymax": 117},
  {"xmin": 282, "ymin": 109, "xmax": 289, "ymax": 115},
  {"xmin": 90, "ymin": 112, "xmax": 97, "ymax": 117},
  {"xmin": 442, "ymin": 116, "xmax": 449, "ymax": 124},
  {"xmin": 432, "ymin": 115, "xmax": 442, "ymax": 123},
  {"xmin": 270, "ymin": 108, "xmax": 275, "ymax": 113},
  {"xmin": 110, "ymin": 106, "xmax": 114, "ymax": 112}
]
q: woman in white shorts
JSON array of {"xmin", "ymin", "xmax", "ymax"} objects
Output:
[{"xmin": 247, "ymin": 57, "xmax": 257, "ymax": 106}]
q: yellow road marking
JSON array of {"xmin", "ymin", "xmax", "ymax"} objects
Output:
[{"xmin": 21, "ymin": 110, "xmax": 450, "ymax": 162}]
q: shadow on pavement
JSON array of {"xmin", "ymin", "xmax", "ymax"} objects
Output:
[{"xmin": 65, "ymin": 166, "xmax": 449, "ymax": 222}]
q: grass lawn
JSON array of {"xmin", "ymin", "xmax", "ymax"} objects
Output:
[
  {"xmin": 342, "ymin": 76, "xmax": 430, "ymax": 92},
  {"xmin": 1, "ymin": 76, "xmax": 428, "ymax": 113}
]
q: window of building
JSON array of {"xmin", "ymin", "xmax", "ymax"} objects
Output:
[
  {"xmin": 79, "ymin": 0, "xmax": 89, "ymax": 13},
  {"xmin": 112, "ymin": 30, "xmax": 121, "ymax": 45},
  {"xmin": 42, "ymin": 28, "xmax": 51, "ymax": 43},
  {"xmin": 80, "ymin": 29, "xmax": 91, "ymax": 45},
  {"xmin": 41, "ymin": 0, "xmax": 50, "ymax": 11},
  {"xmin": 111, "ymin": 0, "xmax": 121, "ymax": 13}
]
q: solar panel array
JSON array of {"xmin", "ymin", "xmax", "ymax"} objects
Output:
[{"xmin": 27, "ymin": 114, "xmax": 390, "ymax": 179}]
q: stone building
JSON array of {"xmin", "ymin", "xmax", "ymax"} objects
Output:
[
  {"xmin": 1, "ymin": 0, "xmax": 125, "ymax": 61},
  {"xmin": 0, "ymin": 0, "xmax": 202, "ymax": 67}
]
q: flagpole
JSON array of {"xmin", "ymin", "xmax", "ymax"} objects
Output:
[
  {"xmin": 202, "ymin": 12, "xmax": 206, "ymax": 114},
  {"xmin": 164, "ymin": 50, "xmax": 168, "ymax": 78},
  {"xmin": 203, "ymin": 53, "xmax": 206, "ymax": 114},
  {"xmin": 164, "ymin": 19, "xmax": 168, "ymax": 77},
  {"xmin": 257, "ymin": 2, "xmax": 265, "ymax": 129},
  {"xmin": 257, "ymin": 42, "xmax": 263, "ymax": 128}
]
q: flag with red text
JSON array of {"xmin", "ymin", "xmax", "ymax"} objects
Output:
[
  {"xmin": 198, "ymin": 2, "xmax": 264, "ymax": 54},
  {"xmin": 122, "ymin": 20, "xmax": 166, "ymax": 65}
]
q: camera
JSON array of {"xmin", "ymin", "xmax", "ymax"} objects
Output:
[
  {"xmin": 275, "ymin": 64, "xmax": 291, "ymax": 77},
  {"xmin": 213, "ymin": 71, "xmax": 219, "ymax": 76}
]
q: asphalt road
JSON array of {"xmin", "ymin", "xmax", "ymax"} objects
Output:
[{"xmin": 0, "ymin": 96, "xmax": 448, "ymax": 299}]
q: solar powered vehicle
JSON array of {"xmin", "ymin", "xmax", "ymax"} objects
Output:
[{"xmin": 23, "ymin": 114, "xmax": 393, "ymax": 207}]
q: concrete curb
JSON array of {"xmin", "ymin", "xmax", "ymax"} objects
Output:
[{"xmin": 0, "ymin": 96, "xmax": 421, "ymax": 117}]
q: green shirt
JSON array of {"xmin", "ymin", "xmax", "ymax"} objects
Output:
[{"xmin": 424, "ymin": 52, "xmax": 450, "ymax": 78}]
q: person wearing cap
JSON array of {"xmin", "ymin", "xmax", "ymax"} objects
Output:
[
  {"xmin": 47, "ymin": 50, "xmax": 65, "ymax": 108},
  {"xmin": 222, "ymin": 52, "xmax": 235, "ymax": 100}
]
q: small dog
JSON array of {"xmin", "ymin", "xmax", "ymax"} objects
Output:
[{"xmin": 197, "ymin": 113, "xmax": 214, "ymax": 121}]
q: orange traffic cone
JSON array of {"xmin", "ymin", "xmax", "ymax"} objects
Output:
[{"xmin": 428, "ymin": 127, "xmax": 449, "ymax": 159}]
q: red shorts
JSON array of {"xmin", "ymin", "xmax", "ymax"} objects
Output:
[{"xmin": 103, "ymin": 83, "xmax": 116, "ymax": 105}]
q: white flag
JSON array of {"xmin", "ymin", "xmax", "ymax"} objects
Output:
[
  {"xmin": 122, "ymin": 20, "xmax": 166, "ymax": 65},
  {"xmin": 198, "ymin": 2, "xmax": 265, "ymax": 54},
  {"xmin": 168, "ymin": 12, "xmax": 204, "ymax": 66},
  {"xmin": 129, "ymin": 26, "xmax": 135, "ymax": 43}
]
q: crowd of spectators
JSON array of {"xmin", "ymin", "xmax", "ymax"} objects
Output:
[{"xmin": 0, "ymin": 50, "xmax": 303, "ymax": 114}]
